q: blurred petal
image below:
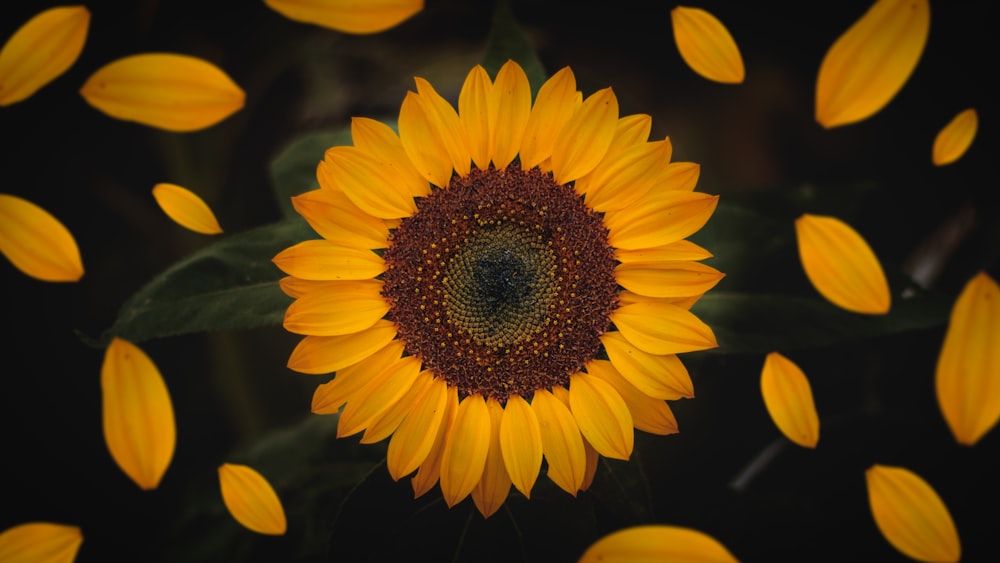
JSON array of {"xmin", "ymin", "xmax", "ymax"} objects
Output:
[
  {"xmin": 439, "ymin": 394, "xmax": 490, "ymax": 507},
  {"xmin": 551, "ymin": 88, "xmax": 619, "ymax": 185},
  {"xmin": 670, "ymin": 6, "xmax": 745, "ymax": 84},
  {"xmin": 795, "ymin": 214, "xmax": 891, "ymax": 314},
  {"xmin": 866, "ymin": 464, "xmax": 961, "ymax": 563},
  {"xmin": 499, "ymin": 395, "xmax": 543, "ymax": 498},
  {"xmin": 101, "ymin": 337, "xmax": 175, "ymax": 490},
  {"xmin": 531, "ymin": 388, "xmax": 586, "ymax": 495},
  {"xmin": 0, "ymin": 193, "xmax": 83, "ymax": 282},
  {"xmin": 80, "ymin": 53, "xmax": 244, "ymax": 132},
  {"xmin": 287, "ymin": 320, "xmax": 397, "ymax": 375},
  {"xmin": 273, "ymin": 240, "xmax": 384, "ymax": 280},
  {"xmin": 264, "ymin": 0, "xmax": 422, "ymax": 34},
  {"xmin": 760, "ymin": 352, "xmax": 820, "ymax": 448},
  {"xmin": 932, "ymin": 108, "xmax": 978, "ymax": 166},
  {"xmin": 0, "ymin": 6, "xmax": 89, "ymax": 105},
  {"xmin": 580, "ymin": 525, "xmax": 739, "ymax": 563},
  {"xmin": 218, "ymin": 463, "xmax": 287, "ymax": 536},
  {"xmin": 936, "ymin": 272, "xmax": 1000, "ymax": 446},
  {"xmin": 151, "ymin": 183, "xmax": 223, "ymax": 235},
  {"xmin": 471, "ymin": 398, "xmax": 512, "ymax": 518},
  {"xmin": 611, "ymin": 297, "xmax": 718, "ymax": 355},
  {"xmin": 0, "ymin": 522, "xmax": 82, "ymax": 563},
  {"xmin": 568, "ymin": 372, "xmax": 633, "ymax": 460},
  {"xmin": 815, "ymin": 0, "xmax": 929, "ymax": 128}
]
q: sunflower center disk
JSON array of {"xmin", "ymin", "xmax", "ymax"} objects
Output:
[{"xmin": 381, "ymin": 164, "xmax": 619, "ymax": 404}]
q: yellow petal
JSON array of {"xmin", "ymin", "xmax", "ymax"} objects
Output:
[
  {"xmin": 362, "ymin": 368, "xmax": 434, "ymax": 444},
  {"xmin": 815, "ymin": 0, "xmax": 930, "ymax": 128},
  {"xmin": 337, "ymin": 355, "xmax": 421, "ymax": 438},
  {"xmin": 932, "ymin": 108, "xmax": 978, "ymax": 166},
  {"xmin": 499, "ymin": 395, "xmax": 543, "ymax": 498},
  {"xmin": 151, "ymin": 183, "xmax": 223, "ymax": 235},
  {"xmin": 663, "ymin": 161, "xmax": 701, "ymax": 192},
  {"xmin": 615, "ymin": 239, "xmax": 713, "ymax": 264},
  {"xmin": 760, "ymin": 352, "xmax": 820, "ymax": 448},
  {"xmin": 795, "ymin": 213, "xmax": 891, "ymax": 315},
  {"xmin": 551, "ymin": 88, "xmax": 619, "ymax": 185},
  {"xmin": 587, "ymin": 360, "xmax": 678, "ymax": 436},
  {"xmin": 458, "ymin": 65, "xmax": 493, "ymax": 170},
  {"xmin": 615, "ymin": 260, "xmax": 724, "ymax": 299},
  {"xmin": 519, "ymin": 66, "xmax": 578, "ymax": 170},
  {"xmin": 581, "ymin": 439, "xmax": 599, "ymax": 492},
  {"xmin": 0, "ymin": 6, "xmax": 89, "ymax": 105},
  {"xmin": 218, "ymin": 463, "xmax": 287, "ymax": 536},
  {"xmin": 604, "ymin": 191, "xmax": 719, "ymax": 250},
  {"xmin": 488, "ymin": 60, "xmax": 531, "ymax": 169},
  {"xmin": 0, "ymin": 193, "xmax": 83, "ymax": 282},
  {"xmin": 413, "ymin": 77, "xmax": 471, "ymax": 177},
  {"xmin": 602, "ymin": 331, "xmax": 694, "ymax": 400},
  {"xmin": 398, "ymin": 91, "xmax": 454, "ymax": 187},
  {"xmin": 440, "ymin": 394, "xmax": 491, "ymax": 507},
  {"xmin": 101, "ymin": 337, "xmax": 175, "ymax": 490},
  {"xmin": 412, "ymin": 385, "xmax": 459, "ymax": 497},
  {"xmin": 387, "ymin": 376, "xmax": 450, "ymax": 480},
  {"xmin": 283, "ymin": 279, "xmax": 388, "ymax": 336},
  {"xmin": 273, "ymin": 240, "xmax": 383, "ymax": 280},
  {"xmin": 323, "ymin": 146, "xmax": 418, "ymax": 219},
  {"xmin": 311, "ymin": 340, "xmax": 404, "ymax": 415},
  {"xmin": 80, "ymin": 54, "xmax": 245, "ymax": 132},
  {"xmin": 0, "ymin": 522, "xmax": 82, "ymax": 563},
  {"xmin": 581, "ymin": 139, "xmax": 674, "ymax": 213},
  {"xmin": 611, "ymin": 297, "xmax": 718, "ymax": 355},
  {"xmin": 670, "ymin": 6, "xmax": 745, "ymax": 84},
  {"xmin": 264, "ymin": 0, "xmax": 422, "ymax": 34},
  {"xmin": 472, "ymin": 397, "xmax": 512, "ymax": 519},
  {"xmin": 287, "ymin": 319, "xmax": 397, "ymax": 375},
  {"xmin": 531, "ymin": 389, "xmax": 586, "ymax": 495},
  {"xmin": 866, "ymin": 464, "xmax": 961, "ymax": 563},
  {"xmin": 350, "ymin": 117, "xmax": 430, "ymax": 199},
  {"xmin": 568, "ymin": 372, "xmax": 633, "ymax": 460},
  {"xmin": 580, "ymin": 524, "xmax": 739, "ymax": 563},
  {"xmin": 291, "ymin": 188, "xmax": 390, "ymax": 249},
  {"xmin": 936, "ymin": 272, "xmax": 1000, "ymax": 446}
]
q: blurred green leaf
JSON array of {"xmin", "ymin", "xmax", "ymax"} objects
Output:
[
  {"xmin": 103, "ymin": 219, "xmax": 316, "ymax": 344},
  {"xmin": 270, "ymin": 128, "xmax": 353, "ymax": 218},
  {"xmin": 482, "ymin": 0, "xmax": 547, "ymax": 93}
]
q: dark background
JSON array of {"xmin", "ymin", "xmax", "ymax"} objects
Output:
[{"xmin": 2, "ymin": 1, "xmax": 997, "ymax": 561}]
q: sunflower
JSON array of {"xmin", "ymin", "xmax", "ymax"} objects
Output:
[{"xmin": 274, "ymin": 60, "xmax": 722, "ymax": 518}]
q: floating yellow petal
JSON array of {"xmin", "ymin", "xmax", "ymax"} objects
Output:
[
  {"xmin": 264, "ymin": 0, "xmax": 423, "ymax": 34},
  {"xmin": 795, "ymin": 213, "xmax": 890, "ymax": 315},
  {"xmin": 0, "ymin": 522, "xmax": 82, "ymax": 563},
  {"xmin": 936, "ymin": 272, "xmax": 1000, "ymax": 446},
  {"xmin": 218, "ymin": 463, "xmax": 288, "ymax": 536},
  {"xmin": 151, "ymin": 183, "xmax": 223, "ymax": 235},
  {"xmin": 815, "ymin": 0, "xmax": 930, "ymax": 128},
  {"xmin": 932, "ymin": 108, "xmax": 978, "ymax": 166},
  {"xmin": 579, "ymin": 524, "xmax": 739, "ymax": 563},
  {"xmin": 80, "ymin": 53, "xmax": 245, "ymax": 132},
  {"xmin": 866, "ymin": 464, "xmax": 960, "ymax": 563},
  {"xmin": 0, "ymin": 6, "xmax": 89, "ymax": 105},
  {"xmin": 0, "ymin": 193, "xmax": 83, "ymax": 282},
  {"xmin": 670, "ymin": 6, "xmax": 745, "ymax": 84},
  {"xmin": 101, "ymin": 337, "xmax": 176, "ymax": 490},
  {"xmin": 760, "ymin": 352, "xmax": 820, "ymax": 448}
]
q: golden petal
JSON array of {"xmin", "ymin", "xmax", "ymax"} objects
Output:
[
  {"xmin": 287, "ymin": 320, "xmax": 397, "ymax": 375},
  {"xmin": 0, "ymin": 193, "xmax": 83, "ymax": 282},
  {"xmin": 581, "ymin": 439, "xmax": 599, "ymax": 492},
  {"xmin": 273, "ymin": 240, "xmax": 384, "ymax": 280},
  {"xmin": 932, "ymin": 108, "xmax": 978, "ymax": 166},
  {"xmin": 602, "ymin": 331, "xmax": 694, "ymax": 400},
  {"xmin": 349, "ymin": 117, "xmax": 429, "ymax": 198},
  {"xmin": 815, "ymin": 0, "xmax": 930, "ymax": 128},
  {"xmin": 615, "ymin": 260, "xmax": 725, "ymax": 298},
  {"xmin": 550, "ymin": 88, "xmax": 619, "ymax": 185},
  {"xmin": 218, "ymin": 463, "xmax": 287, "ymax": 536},
  {"xmin": 311, "ymin": 340, "xmax": 404, "ymax": 415},
  {"xmin": 795, "ymin": 213, "xmax": 891, "ymax": 315},
  {"xmin": 413, "ymin": 77, "xmax": 471, "ymax": 176},
  {"xmin": 0, "ymin": 522, "xmax": 83, "ymax": 563},
  {"xmin": 615, "ymin": 239, "xmax": 713, "ymax": 263},
  {"xmin": 398, "ymin": 91, "xmax": 455, "ymax": 187},
  {"xmin": 324, "ymin": 146, "xmax": 418, "ymax": 219},
  {"xmin": 663, "ymin": 161, "xmax": 701, "ymax": 192},
  {"xmin": 670, "ymin": 6, "xmax": 745, "ymax": 84},
  {"xmin": 530, "ymin": 388, "xmax": 586, "ymax": 495},
  {"xmin": 283, "ymin": 279, "xmax": 388, "ymax": 336},
  {"xmin": 581, "ymin": 138, "xmax": 673, "ymax": 212},
  {"xmin": 458, "ymin": 65, "xmax": 493, "ymax": 170},
  {"xmin": 760, "ymin": 352, "xmax": 820, "ymax": 448},
  {"xmin": 362, "ymin": 368, "xmax": 433, "ymax": 444},
  {"xmin": 101, "ymin": 337, "xmax": 175, "ymax": 490},
  {"xmin": 79, "ymin": 53, "xmax": 245, "ymax": 132},
  {"xmin": 264, "ymin": 0, "xmax": 422, "ymax": 34},
  {"xmin": 587, "ymin": 360, "xmax": 678, "ymax": 436},
  {"xmin": 471, "ymin": 397, "xmax": 512, "ymax": 519},
  {"xmin": 866, "ymin": 464, "xmax": 961, "ymax": 563},
  {"xmin": 568, "ymin": 372, "xmax": 634, "ymax": 460},
  {"xmin": 605, "ymin": 191, "xmax": 719, "ymax": 250},
  {"xmin": 151, "ymin": 183, "xmax": 223, "ymax": 235},
  {"xmin": 337, "ymin": 355, "xmax": 421, "ymax": 438},
  {"xmin": 519, "ymin": 66, "xmax": 578, "ymax": 170},
  {"xmin": 0, "ymin": 6, "xmax": 89, "ymax": 105},
  {"xmin": 291, "ymin": 188, "xmax": 390, "ymax": 249},
  {"xmin": 580, "ymin": 524, "xmax": 739, "ymax": 563},
  {"xmin": 387, "ymin": 376, "xmax": 450, "ymax": 480},
  {"xmin": 498, "ymin": 395, "xmax": 543, "ymax": 498},
  {"xmin": 488, "ymin": 60, "xmax": 531, "ymax": 169},
  {"xmin": 936, "ymin": 272, "xmax": 1000, "ymax": 446},
  {"xmin": 411, "ymin": 385, "xmax": 459, "ymax": 497},
  {"xmin": 611, "ymin": 297, "xmax": 718, "ymax": 355},
  {"xmin": 439, "ymin": 394, "xmax": 491, "ymax": 507}
]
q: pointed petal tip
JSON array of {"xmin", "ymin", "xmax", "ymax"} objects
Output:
[
  {"xmin": 671, "ymin": 6, "xmax": 745, "ymax": 84},
  {"xmin": 219, "ymin": 463, "xmax": 288, "ymax": 536}
]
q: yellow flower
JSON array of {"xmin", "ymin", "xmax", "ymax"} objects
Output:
[
  {"xmin": 0, "ymin": 6, "xmax": 90, "ymax": 106},
  {"xmin": 276, "ymin": 60, "xmax": 721, "ymax": 517}
]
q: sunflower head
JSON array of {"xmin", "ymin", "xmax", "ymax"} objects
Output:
[{"xmin": 273, "ymin": 59, "xmax": 722, "ymax": 518}]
